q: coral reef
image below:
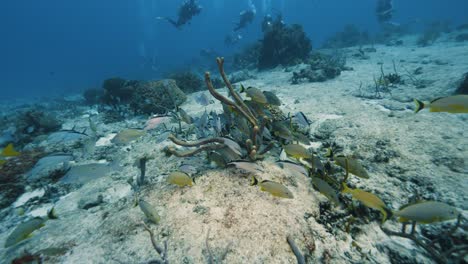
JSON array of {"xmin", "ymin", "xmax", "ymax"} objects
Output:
[
  {"xmin": 169, "ymin": 71, "xmax": 204, "ymax": 93},
  {"xmin": 291, "ymin": 52, "xmax": 351, "ymax": 84},
  {"xmin": 101, "ymin": 77, "xmax": 136, "ymax": 104},
  {"xmin": 0, "ymin": 150, "xmax": 45, "ymax": 209},
  {"xmin": 82, "ymin": 88, "xmax": 104, "ymax": 105},
  {"xmin": 232, "ymin": 43, "xmax": 261, "ymax": 70},
  {"xmin": 258, "ymin": 16, "xmax": 311, "ymax": 69},
  {"xmin": 14, "ymin": 110, "xmax": 61, "ymax": 144},
  {"xmin": 130, "ymin": 79, "xmax": 187, "ymax": 115},
  {"xmin": 165, "ymin": 57, "xmax": 288, "ymax": 162},
  {"xmin": 322, "ymin": 24, "xmax": 370, "ymax": 49}
]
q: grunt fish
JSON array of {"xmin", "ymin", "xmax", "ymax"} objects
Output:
[
  {"xmin": 139, "ymin": 200, "xmax": 160, "ymax": 224},
  {"xmin": 277, "ymin": 161, "xmax": 308, "ymax": 177},
  {"xmin": 4, "ymin": 217, "xmax": 47, "ymax": 248},
  {"xmin": 283, "ymin": 144, "xmax": 311, "ymax": 159},
  {"xmin": 263, "ymin": 91, "xmax": 281, "ymax": 106},
  {"xmin": 167, "ymin": 171, "xmax": 193, "ymax": 187},
  {"xmin": 334, "ymin": 155, "xmax": 370, "ymax": 179},
  {"xmin": 342, "ymin": 183, "xmax": 390, "ymax": 223},
  {"xmin": 227, "ymin": 161, "xmax": 263, "ymax": 174},
  {"xmin": 394, "ymin": 201, "xmax": 459, "ymax": 224},
  {"xmin": 112, "ymin": 129, "xmax": 146, "ymax": 145},
  {"xmin": 414, "ymin": 95, "xmax": 468, "ymax": 113},
  {"xmin": 312, "ymin": 177, "xmax": 340, "ymax": 206},
  {"xmin": 251, "ymin": 176, "xmax": 294, "ymax": 199},
  {"xmin": 240, "ymin": 85, "xmax": 268, "ymax": 104}
]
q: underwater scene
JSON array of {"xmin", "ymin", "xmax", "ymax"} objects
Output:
[{"xmin": 1, "ymin": 0, "xmax": 468, "ymax": 263}]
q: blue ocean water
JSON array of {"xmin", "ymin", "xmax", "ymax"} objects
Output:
[{"xmin": 1, "ymin": 0, "xmax": 467, "ymax": 100}]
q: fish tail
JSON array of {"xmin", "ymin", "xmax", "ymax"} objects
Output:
[
  {"xmin": 341, "ymin": 182, "xmax": 351, "ymax": 193},
  {"xmin": 250, "ymin": 176, "xmax": 258, "ymax": 186},
  {"xmin": 380, "ymin": 207, "xmax": 393, "ymax": 224},
  {"xmin": 325, "ymin": 148, "xmax": 334, "ymax": 158},
  {"xmin": 413, "ymin": 99, "xmax": 425, "ymax": 113},
  {"xmin": 240, "ymin": 84, "xmax": 246, "ymax": 93}
]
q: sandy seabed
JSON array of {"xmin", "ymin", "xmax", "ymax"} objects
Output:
[{"xmin": 0, "ymin": 32, "xmax": 467, "ymax": 264}]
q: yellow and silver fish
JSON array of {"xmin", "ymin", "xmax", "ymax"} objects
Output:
[
  {"xmin": 283, "ymin": 144, "xmax": 311, "ymax": 159},
  {"xmin": 251, "ymin": 176, "xmax": 294, "ymax": 199},
  {"xmin": 334, "ymin": 155, "xmax": 369, "ymax": 179},
  {"xmin": 139, "ymin": 200, "xmax": 161, "ymax": 224},
  {"xmin": 312, "ymin": 176, "xmax": 340, "ymax": 206},
  {"xmin": 240, "ymin": 85, "xmax": 268, "ymax": 104},
  {"xmin": 167, "ymin": 171, "xmax": 194, "ymax": 187},
  {"xmin": 414, "ymin": 95, "xmax": 468, "ymax": 113},
  {"xmin": 342, "ymin": 183, "xmax": 390, "ymax": 223},
  {"xmin": 394, "ymin": 201, "xmax": 459, "ymax": 224},
  {"xmin": 4, "ymin": 217, "xmax": 47, "ymax": 248}
]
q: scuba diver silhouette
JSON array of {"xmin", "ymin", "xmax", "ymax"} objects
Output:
[{"xmin": 157, "ymin": 0, "xmax": 202, "ymax": 29}]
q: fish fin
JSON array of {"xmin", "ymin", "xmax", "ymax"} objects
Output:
[
  {"xmin": 240, "ymin": 84, "xmax": 246, "ymax": 93},
  {"xmin": 381, "ymin": 207, "xmax": 393, "ymax": 224},
  {"xmin": 2, "ymin": 143, "xmax": 20, "ymax": 157},
  {"xmin": 413, "ymin": 99, "xmax": 425, "ymax": 113},
  {"xmin": 47, "ymin": 207, "xmax": 58, "ymax": 220},
  {"xmin": 429, "ymin": 97, "xmax": 444, "ymax": 103},
  {"xmin": 250, "ymin": 176, "xmax": 258, "ymax": 186}
]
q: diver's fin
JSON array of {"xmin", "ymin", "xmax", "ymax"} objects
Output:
[{"xmin": 413, "ymin": 99, "xmax": 425, "ymax": 113}]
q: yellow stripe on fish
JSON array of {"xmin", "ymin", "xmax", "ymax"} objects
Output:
[
  {"xmin": 394, "ymin": 201, "xmax": 459, "ymax": 224},
  {"xmin": 414, "ymin": 95, "xmax": 468, "ymax": 113},
  {"xmin": 251, "ymin": 176, "xmax": 294, "ymax": 199},
  {"xmin": 342, "ymin": 183, "xmax": 390, "ymax": 223}
]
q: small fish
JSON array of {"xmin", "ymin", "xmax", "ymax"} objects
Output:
[
  {"xmin": 167, "ymin": 171, "xmax": 193, "ymax": 187},
  {"xmin": 283, "ymin": 144, "xmax": 311, "ymax": 159},
  {"xmin": 112, "ymin": 129, "xmax": 146, "ymax": 145},
  {"xmin": 144, "ymin": 115, "xmax": 169, "ymax": 131},
  {"xmin": 227, "ymin": 161, "xmax": 263, "ymax": 174},
  {"xmin": 277, "ymin": 161, "xmax": 308, "ymax": 177},
  {"xmin": 272, "ymin": 122, "xmax": 293, "ymax": 140},
  {"xmin": 221, "ymin": 138, "xmax": 242, "ymax": 156},
  {"xmin": 196, "ymin": 110, "xmax": 209, "ymax": 129},
  {"xmin": 139, "ymin": 200, "xmax": 160, "ymax": 224},
  {"xmin": 240, "ymin": 85, "xmax": 268, "ymax": 104},
  {"xmin": 1, "ymin": 143, "xmax": 20, "ymax": 165},
  {"xmin": 179, "ymin": 164, "xmax": 197, "ymax": 175},
  {"xmin": 312, "ymin": 177, "xmax": 340, "ymax": 206},
  {"xmin": 293, "ymin": 112, "xmax": 311, "ymax": 127},
  {"xmin": 263, "ymin": 91, "xmax": 281, "ymax": 106},
  {"xmin": 394, "ymin": 201, "xmax": 459, "ymax": 224},
  {"xmin": 414, "ymin": 95, "xmax": 468, "ymax": 113},
  {"xmin": 334, "ymin": 155, "xmax": 369, "ymax": 179},
  {"xmin": 342, "ymin": 183, "xmax": 390, "ymax": 223},
  {"xmin": 292, "ymin": 132, "xmax": 311, "ymax": 145},
  {"xmin": 251, "ymin": 176, "xmax": 294, "ymax": 199},
  {"xmin": 213, "ymin": 146, "xmax": 241, "ymax": 163},
  {"xmin": 195, "ymin": 93, "xmax": 211, "ymax": 106},
  {"xmin": 178, "ymin": 108, "xmax": 193, "ymax": 124},
  {"xmin": 1, "ymin": 143, "xmax": 20, "ymax": 157},
  {"xmin": 306, "ymin": 155, "xmax": 325, "ymax": 173},
  {"xmin": 4, "ymin": 217, "xmax": 47, "ymax": 248},
  {"xmin": 207, "ymin": 151, "xmax": 227, "ymax": 168}
]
